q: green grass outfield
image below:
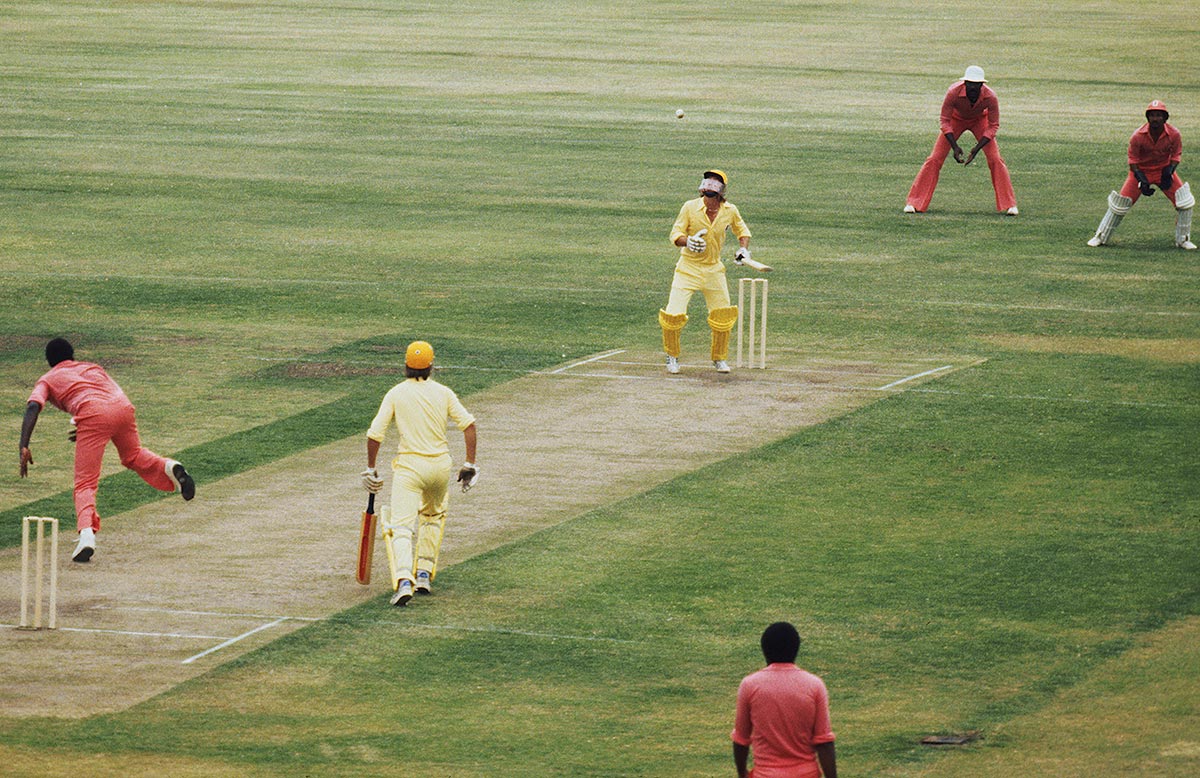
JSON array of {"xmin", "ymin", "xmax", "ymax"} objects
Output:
[{"xmin": 2, "ymin": 0, "xmax": 1198, "ymax": 775}]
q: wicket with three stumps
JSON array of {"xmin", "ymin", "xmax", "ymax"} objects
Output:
[
  {"xmin": 19, "ymin": 516, "xmax": 58, "ymax": 630},
  {"xmin": 737, "ymin": 277, "xmax": 768, "ymax": 369}
]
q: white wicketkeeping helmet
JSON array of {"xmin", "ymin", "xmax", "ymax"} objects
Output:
[{"xmin": 962, "ymin": 65, "xmax": 987, "ymax": 83}]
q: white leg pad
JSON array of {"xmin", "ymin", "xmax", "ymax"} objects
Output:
[
  {"xmin": 1177, "ymin": 206, "xmax": 1195, "ymax": 249},
  {"xmin": 1174, "ymin": 181, "xmax": 1195, "ymax": 210},
  {"xmin": 1090, "ymin": 191, "xmax": 1132, "ymax": 246}
]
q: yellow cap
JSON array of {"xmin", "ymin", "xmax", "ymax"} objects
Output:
[{"xmin": 405, "ymin": 340, "xmax": 434, "ymax": 369}]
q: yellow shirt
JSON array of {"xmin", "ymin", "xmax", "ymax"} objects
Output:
[
  {"xmin": 670, "ymin": 197, "xmax": 752, "ymax": 267},
  {"xmin": 367, "ymin": 378, "xmax": 476, "ymax": 457}
]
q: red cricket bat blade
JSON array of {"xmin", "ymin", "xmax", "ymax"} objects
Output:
[{"xmin": 356, "ymin": 493, "xmax": 377, "ymax": 585}]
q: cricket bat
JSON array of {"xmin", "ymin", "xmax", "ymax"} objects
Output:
[
  {"xmin": 356, "ymin": 492, "xmax": 377, "ymax": 585},
  {"xmin": 741, "ymin": 256, "xmax": 773, "ymax": 272}
]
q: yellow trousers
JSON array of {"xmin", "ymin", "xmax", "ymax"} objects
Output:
[
  {"xmin": 662, "ymin": 261, "xmax": 735, "ymax": 359},
  {"xmin": 663, "ymin": 260, "xmax": 731, "ymax": 315},
  {"xmin": 383, "ymin": 452, "xmax": 450, "ymax": 588}
]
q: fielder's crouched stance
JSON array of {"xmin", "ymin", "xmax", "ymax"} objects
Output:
[
  {"xmin": 1088, "ymin": 100, "xmax": 1196, "ymax": 250},
  {"xmin": 660, "ymin": 169, "xmax": 752, "ymax": 375},
  {"xmin": 362, "ymin": 341, "xmax": 478, "ymax": 607}
]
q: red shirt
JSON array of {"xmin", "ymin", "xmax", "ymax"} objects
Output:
[
  {"xmin": 1128, "ymin": 122, "xmax": 1182, "ymax": 170},
  {"xmin": 28, "ymin": 360, "xmax": 131, "ymax": 416},
  {"xmin": 939, "ymin": 81, "xmax": 1001, "ymax": 140},
  {"xmin": 731, "ymin": 663, "xmax": 835, "ymax": 778}
]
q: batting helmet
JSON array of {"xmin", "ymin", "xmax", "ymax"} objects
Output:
[
  {"xmin": 1146, "ymin": 100, "xmax": 1169, "ymax": 120},
  {"xmin": 703, "ymin": 169, "xmax": 728, "ymax": 186},
  {"xmin": 405, "ymin": 340, "xmax": 434, "ymax": 369}
]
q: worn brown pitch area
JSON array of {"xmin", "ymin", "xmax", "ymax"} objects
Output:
[{"xmin": 0, "ymin": 348, "xmax": 969, "ymax": 718}]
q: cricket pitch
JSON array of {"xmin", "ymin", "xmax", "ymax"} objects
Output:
[{"xmin": 0, "ymin": 347, "xmax": 973, "ymax": 717}]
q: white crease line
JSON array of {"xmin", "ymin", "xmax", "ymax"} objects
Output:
[
  {"xmin": 0, "ymin": 623, "xmax": 229, "ymax": 640},
  {"xmin": 182, "ymin": 617, "xmax": 291, "ymax": 665},
  {"xmin": 877, "ymin": 365, "xmax": 954, "ymax": 390},
  {"xmin": 548, "ymin": 349, "xmax": 626, "ymax": 374}
]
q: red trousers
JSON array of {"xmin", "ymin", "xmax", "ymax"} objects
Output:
[
  {"xmin": 1119, "ymin": 169, "xmax": 1184, "ymax": 205},
  {"xmin": 73, "ymin": 400, "xmax": 173, "ymax": 532},
  {"xmin": 906, "ymin": 116, "xmax": 1017, "ymax": 212}
]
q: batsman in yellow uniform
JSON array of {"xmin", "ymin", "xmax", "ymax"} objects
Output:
[
  {"xmin": 362, "ymin": 341, "xmax": 478, "ymax": 607},
  {"xmin": 660, "ymin": 169, "xmax": 753, "ymax": 374}
]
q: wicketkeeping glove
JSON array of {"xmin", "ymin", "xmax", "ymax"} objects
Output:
[
  {"xmin": 1135, "ymin": 170, "xmax": 1155, "ymax": 197},
  {"xmin": 734, "ymin": 247, "xmax": 750, "ymax": 266},
  {"xmin": 1160, "ymin": 166, "xmax": 1175, "ymax": 190},
  {"xmin": 686, "ymin": 229, "xmax": 708, "ymax": 253},
  {"xmin": 361, "ymin": 467, "xmax": 384, "ymax": 494},
  {"xmin": 457, "ymin": 463, "xmax": 480, "ymax": 492}
]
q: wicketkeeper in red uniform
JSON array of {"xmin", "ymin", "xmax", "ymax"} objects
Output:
[
  {"xmin": 904, "ymin": 66, "xmax": 1019, "ymax": 216},
  {"xmin": 1087, "ymin": 100, "xmax": 1196, "ymax": 250}
]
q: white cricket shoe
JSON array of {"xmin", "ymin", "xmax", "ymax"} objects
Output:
[
  {"xmin": 903, "ymin": 204, "xmax": 917, "ymax": 213},
  {"xmin": 1086, "ymin": 235, "xmax": 1104, "ymax": 247},
  {"xmin": 666, "ymin": 356, "xmax": 680, "ymax": 374},
  {"xmin": 1006, "ymin": 206, "xmax": 1020, "ymax": 216},
  {"xmin": 391, "ymin": 580, "xmax": 414, "ymax": 607},
  {"xmin": 72, "ymin": 527, "xmax": 95, "ymax": 563},
  {"xmin": 415, "ymin": 570, "xmax": 432, "ymax": 594},
  {"xmin": 1179, "ymin": 239, "xmax": 1197, "ymax": 250},
  {"xmin": 165, "ymin": 459, "xmax": 196, "ymax": 501},
  {"xmin": 714, "ymin": 360, "xmax": 731, "ymax": 373}
]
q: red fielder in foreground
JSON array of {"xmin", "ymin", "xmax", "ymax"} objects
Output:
[
  {"xmin": 732, "ymin": 622, "xmax": 837, "ymax": 778},
  {"xmin": 904, "ymin": 65, "xmax": 1018, "ymax": 216},
  {"xmin": 19, "ymin": 338, "xmax": 195, "ymax": 563},
  {"xmin": 1087, "ymin": 100, "xmax": 1196, "ymax": 250}
]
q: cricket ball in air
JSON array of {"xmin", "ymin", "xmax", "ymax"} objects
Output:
[{"xmin": 675, "ymin": 109, "xmax": 685, "ymax": 118}]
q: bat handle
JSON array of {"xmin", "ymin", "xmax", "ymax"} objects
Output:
[{"xmin": 367, "ymin": 492, "xmax": 375, "ymax": 513}]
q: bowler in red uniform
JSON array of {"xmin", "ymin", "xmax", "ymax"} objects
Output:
[
  {"xmin": 904, "ymin": 65, "xmax": 1018, "ymax": 215},
  {"xmin": 19, "ymin": 338, "xmax": 195, "ymax": 562}
]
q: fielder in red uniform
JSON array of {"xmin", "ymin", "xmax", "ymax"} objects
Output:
[
  {"xmin": 1087, "ymin": 100, "xmax": 1196, "ymax": 250},
  {"xmin": 732, "ymin": 622, "xmax": 837, "ymax": 778},
  {"xmin": 904, "ymin": 66, "xmax": 1018, "ymax": 215},
  {"xmin": 19, "ymin": 338, "xmax": 195, "ymax": 562}
]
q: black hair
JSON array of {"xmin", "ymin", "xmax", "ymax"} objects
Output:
[
  {"xmin": 45, "ymin": 338, "xmax": 74, "ymax": 366},
  {"xmin": 761, "ymin": 621, "xmax": 801, "ymax": 664},
  {"xmin": 405, "ymin": 366, "xmax": 432, "ymax": 380}
]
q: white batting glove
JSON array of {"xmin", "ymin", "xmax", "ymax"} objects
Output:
[
  {"xmin": 734, "ymin": 247, "xmax": 750, "ymax": 265},
  {"xmin": 68, "ymin": 417, "xmax": 77, "ymax": 443},
  {"xmin": 686, "ymin": 229, "xmax": 708, "ymax": 253},
  {"xmin": 457, "ymin": 463, "xmax": 480, "ymax": 492},
  {"xmin": 361, "ymin": 467, "xmax": 384, "ymax": 494}
]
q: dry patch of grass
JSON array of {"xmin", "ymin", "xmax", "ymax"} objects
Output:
[
  {"xmin": 984, "ymin": 334, "xmax": 1200, "ymax": 364},
  {"xmin": 0, "ymin": 746, "xmax": 273, "ymax": 778},
  {"xmin": 915, "ymin": 617, "xmax": 1200, "ymax": 778}
]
